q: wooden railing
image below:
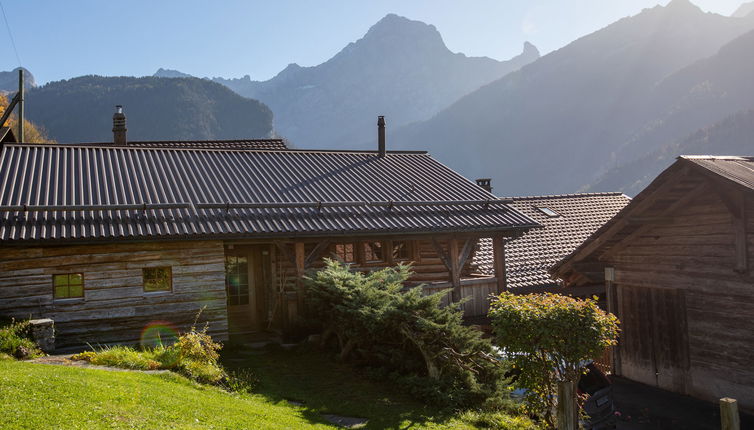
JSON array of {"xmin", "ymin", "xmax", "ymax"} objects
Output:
[{"xmin": 422, "ymin": 276, "xmax": 499, "ymax": 317}]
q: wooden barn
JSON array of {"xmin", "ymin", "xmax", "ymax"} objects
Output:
[
  {"xmin": 552, "ymin": 155, "xmax": 754, "ymax": 411},
  {"xmin": 0, "ymin": 116, "xmax": 538, "ymax": 348},
  {"xmin": 472, "ymin": 192, "xmax": 630, "ymax": 295}
]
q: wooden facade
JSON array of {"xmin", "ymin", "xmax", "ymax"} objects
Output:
[
  {"xmin": 553, "ymin": 156, "xmax": 754, "ymax": 411},
  {"xmin": 0, "ymin": 233, "xmax": 507, "ymax": 348},
  {"xmin": 0, "ymin": 240, "xmax": 227, "ymax": 348}
]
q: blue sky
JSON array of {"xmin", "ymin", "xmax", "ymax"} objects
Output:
[{"xmin": 0, "ymin": 0, "xmax": 746, "ymax": 84}]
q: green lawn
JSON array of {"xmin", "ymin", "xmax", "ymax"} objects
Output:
[{"xmin": 0, "ymin": 346, "xmax": 538, "ymax": 429}]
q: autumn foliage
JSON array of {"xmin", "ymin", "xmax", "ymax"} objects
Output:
[
  {"xmin": 0, "ymin": 94, "xmax": 54, "ymax": 143},
  {"xmin": 489, "ymin": 292, "xmax": 619, "ymax": 426}
]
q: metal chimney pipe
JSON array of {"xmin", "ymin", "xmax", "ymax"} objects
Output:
[
  {"xmin": 377, "ymin": 116, "xmax": 386, "ymax": 158},
  {"xmin": 112, "ymin": 105, "xmax": 127, "ymax": 145}
]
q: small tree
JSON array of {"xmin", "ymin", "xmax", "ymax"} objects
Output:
[
  {"xmin": 489, "ymin": 292, "xmax": 619, "ymax": 428},
  {"xmin": 305, "ymin": 259, "xmax": 505, "ymax": 407}
]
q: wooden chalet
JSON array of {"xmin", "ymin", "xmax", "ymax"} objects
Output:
[
  {"xmin": 472, "ymin": 192, "xmax": 630, "ymax": 295},
  {"xmin": 552, "ymin": 156, "xmax": 754, "ymax": 410},
  {"xmin": 0, "ymin": 114, "xmax": 538, "ymax": 348}
]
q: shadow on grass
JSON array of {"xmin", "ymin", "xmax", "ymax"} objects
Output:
[{"xmin": 221, "ymin": 344, "xmax": 458, "ymax": 429}]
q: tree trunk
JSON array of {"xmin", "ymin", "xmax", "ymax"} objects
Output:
[
  {"xmin": 557, "ymin": 380, "xmax": 578, "ymax": 430},
  {"xmin": 401, "ymin": 327, "xmax": 440, "ymax": 379}
]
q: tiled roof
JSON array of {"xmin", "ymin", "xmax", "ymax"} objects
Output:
[
  {"xmin": 473, "ymin": 193, "xmax": 631, "ymax": 290},
  {"xmin": 59, "ymin": 139, "xmax": 288, "ymax": 150},
  {"xmin": 0, "ymin": 144, "xmax": 538, "ymax": 243}
]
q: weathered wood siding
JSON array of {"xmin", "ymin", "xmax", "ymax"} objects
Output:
[
  {"xmin": 607, "ymin": 192, "xmax": 754, "ymax": 409},
  {"xmin": 423, "ymin": 277, "xmax": 499, "ymax": 317},
  {"xmin": 273, "ymin": 239, "xmax": 476, "ymax": 289},
  {"xmin": 0, "ymin": 240, "xmax": 228, "ymax": 348}
]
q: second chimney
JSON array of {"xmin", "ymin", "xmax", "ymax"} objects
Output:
[
  {"xmin": 113, "ymin": 105, "xmax": 127, "ymax": 145},
  {"xmin": 377, "ymin": 115, "xmax": 386, "ymax": 158}
]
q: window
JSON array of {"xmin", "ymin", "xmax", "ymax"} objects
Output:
[
  {"xmin": 225, "ymin": 255, "xmax": 249, "ymax": 305},
  {"xmin": 334, "ymin": 243, "xmax": 356, "ymax": 263},
  {"xmin": 53, "ymin": 273, "xmax": 84, "ymax": 299},
  {"xmin": 363, "ymin": 241, "xmax": 384, "ymax": 263},
  {"xmin": 536, "ymin": 206, "xmax": 560, "ymax": 217},
  {"xmin": 392, "ymin": 241, "xmax": 412, "ymax": 261},
  {"xmin": 143, "ymin": 267, "xmax": 172, "ymax": 292}
]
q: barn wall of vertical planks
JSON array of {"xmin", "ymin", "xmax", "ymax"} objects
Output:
[{"xmin": 553, "ymin": 156, "xmax": 754, "ymax": 411}]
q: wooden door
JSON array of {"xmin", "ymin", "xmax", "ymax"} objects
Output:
[
  {"xmin": 618, "ymin": 285, "xmax": 690, "ymax": 394},
  {"xmin": 225, "ymin": 246, "xmax": 272, "ymax": 334}
]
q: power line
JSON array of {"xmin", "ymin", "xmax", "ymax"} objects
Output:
[{"xmin": 0, "ymin": 0, "xmax": 22, "ymax": 67}]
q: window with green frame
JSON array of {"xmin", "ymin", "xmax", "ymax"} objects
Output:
[
  {"xmin": 143, "ymin": 267, "xmax": 172, "ymax": 292},
  {"xmin": 53, "ymin": 273, "xmax": 84, "ymax": 299}
]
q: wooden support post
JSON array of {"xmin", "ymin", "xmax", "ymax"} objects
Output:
[
  {"xmin": 605, "ymin": 267, "xmax": 621, "ymax": 376},
  {"xmin": 294, "ymin": 242, "xmax": 306, "ymax": 319},
  {"xmin": 557, "ymin": 381, "xmax": 578, "ymax": 430},
  {"xmin": 720, "ymin": 398, "xmax": 740, "ymax": 430},
  {"xmin": 491, "ymin": 236, "xmax": 507, "ymax": 294},
  {"xmin": 449, "ymin": 239, "xmax": 461, "ymax": 303}
]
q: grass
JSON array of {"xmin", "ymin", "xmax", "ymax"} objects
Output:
[
  {"xmin": 0, "ymin": 345, "xmax": 540, "ymax": 429},
  {"xmin": 0, "ymin": 360, "xmax": 334, "ymax": 429},
  {"xmin": 221, "ymin": 344, "xmax": 540, "ymax": 430}
]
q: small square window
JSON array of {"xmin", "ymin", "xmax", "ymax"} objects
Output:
[
  {"xmin": 363, "ymin": 241, "xmax": 384, "ymax": 263},
  {"xmin": 392, "ymin": 241, "xmax": 412, "ymax": 261},
  {"xmin": 334, "ymin": 243, "xmax": 356, "ymax": 263},
  {"xmin": 143, "ymin": 267, "xmax": 172, "ymax": 292},
  {"xmin": 53, "ymin": 273, "xmax": 84, "ymax": 299}
]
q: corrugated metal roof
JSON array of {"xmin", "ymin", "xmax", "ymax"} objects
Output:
[
  {"xmin": 59, "ymin": 139, "xmax": 288, "ymax": 150},
  {"xmin": 474, "ymin": 193, "xmax": 630, "ymax": 289},
  {"xmin": 681, "ymin": 155, "xmax": 754, "ymax": 191},
  {"xmin": 0, "ymin": 144, "xmax": 538, "ymax": 242}
]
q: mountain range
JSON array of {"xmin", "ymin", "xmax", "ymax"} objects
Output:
[
  {"xmin": 6, "ymin": 2, "xmax": 754, "ymax": 198},
  {"xmin": 155, "ymin": 14, "xmax": 540, "ymax": 149},
  {"xmin": 390, "ymin": 0, "xmax": 754, "ymax": 195},
  {"xmin": 24, "ymin": 76, "xmax": 273, "ymax": 142}
]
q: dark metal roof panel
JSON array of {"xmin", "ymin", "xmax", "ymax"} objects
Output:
[
  {"xmin": 681, "ymin": 155, "xmax": 754, "ymax": 191},
  {"xmin": 0, "ymin": 144, "xmax": 537, "ymax": 242},
  {"xmin": 474, "ymin": 193, "xmax": 631, "ymax": 289},
  {"xmin": 56, "ymin": 139, "xmax": 288, "ymax": 150}
]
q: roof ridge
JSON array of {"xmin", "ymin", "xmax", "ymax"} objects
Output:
[
  {"xmin": 4, "ymin": 143, "xmax": 429, "ymax": 155},
  {"xmin": 679, "ymin": 155, "xmax": 754, "ymax": 161},
  {"xmin": 503, "ymin": 192, "xmax": 629, "ymax": 201},
  {"xmin": 60, "ymin": 138, "xmax": 285, "ymax": 145}
]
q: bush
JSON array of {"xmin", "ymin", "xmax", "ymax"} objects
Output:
[
  {"xmin": 0, "ymin": 320, "xmax": 43, "ymax": 359},
  {"xmin": 305, "ymin": 259, "xmax": 507, "ymax": 408},
  {"xmin": 489, "ymin": 292, "xmax": 619, "ymax": 427},
  {"xmin": 72, "ymin": 325, "xmax": 227, "ymax": 385}
]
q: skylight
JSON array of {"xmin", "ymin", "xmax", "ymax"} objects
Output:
[{"xmin": 536, "ymin": 206, "xmax": 560, "ymax": 217}]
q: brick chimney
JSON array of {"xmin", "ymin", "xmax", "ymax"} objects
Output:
[
  {"xmin": 476, "ymin": 178, "xmax": 492, "ymax": 192},
  {"xmin": 113, "ymin": 105, "xmax": 127, "ymax": 145},
  {"xmin": 377, "ymin": 116, "xmax": 386, "ymax": 158}
]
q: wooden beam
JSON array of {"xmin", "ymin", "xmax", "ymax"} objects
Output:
[
  {"xmin": 273, "ymin": 241, "xmax": 297, "ymax": 267},
  {"xmin": 559, "ymin": 166, "xmax": 697, "ymax": 273},
  {"xmin": 601, "ymin": 183, "xmax": 711, "ymax": 260},
  {"xmin": 605, "ymin": 267, "xmax": 621, "ymax": 376},
  {"xmin": 457, "ymin": 238, "xmax": 476, "ymax": 271},
  {"xmin": 431, "ymin": 238, "xmax": 453, "ymax": 272},
  {"xmin": 449, "ymin": 239, "xmax": 461, "ymax": 303},
  {"xmin": 491, "ymin": 236, "xmax": 507, "ymax": 294},
  {"xmin": 294, "ymin": 242, "xmax": 306, "ymax": 320},
  {"xmin": 704, "ymin": 178, "xmax": 749, "ymax": 274},
  {"xmin": 304, "ymin": 240, "xmax": 331, "ymax": 269}
]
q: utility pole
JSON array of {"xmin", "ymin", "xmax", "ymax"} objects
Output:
[
  {"xmin": 0, "ymin": 69, "xmax": 26, "ymax": 141},
  {"xmin": 17, "ymin": 69, "xmax": 23, "ymax": 142}
]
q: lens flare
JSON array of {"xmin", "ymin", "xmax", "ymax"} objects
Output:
[{"xmin": 140, "ymin": 321, "xmax": 178, "ymax": 348}]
